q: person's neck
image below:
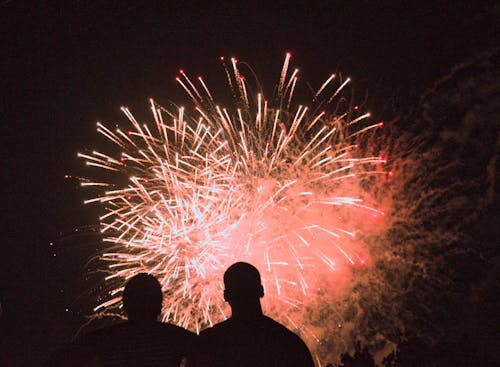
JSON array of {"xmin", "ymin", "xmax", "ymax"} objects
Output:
[{"xmin": 230, "ymin": 300, "xmax": 263, "ymax": 320}]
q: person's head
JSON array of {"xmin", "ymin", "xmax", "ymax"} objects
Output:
[
  {"xmin": 223, "ymin": 262, "xmax": 264, "ymax": 305},
  {"xmin": 122, "ymin": 273, "xmax": 163, "ymax": 321}
]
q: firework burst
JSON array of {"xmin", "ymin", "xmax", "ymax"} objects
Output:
[{"xmin": 80, "ymin": 54, "xmax": 387, "ymax": 341}]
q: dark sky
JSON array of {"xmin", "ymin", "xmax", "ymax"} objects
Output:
[{"xmin": 1, "ymin": 1, "xmax": 496, "ymax": 365}]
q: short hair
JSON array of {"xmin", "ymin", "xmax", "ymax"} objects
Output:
[
  {"xmin": 122, "ymin": 273, "xmax": 163, "ymax": 319},
  {"xmin": 224, "ymin": 262, "xmax": 263, "ymax": 299}
]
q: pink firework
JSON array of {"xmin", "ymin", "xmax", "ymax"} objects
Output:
[{"xmin": 80, "ymin": 54, "xmax": 386, "ymax": 336}]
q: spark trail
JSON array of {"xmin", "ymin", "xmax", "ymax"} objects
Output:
[{"xmin": 80, "ymin": 54, "xmax": 387, "ymax": 340}]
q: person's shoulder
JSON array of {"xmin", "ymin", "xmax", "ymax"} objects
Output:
[
  {"xmin": 93, "ymin": 321, "xmax": 195, "ymax": 339},
  {"xmin": 87, "ymin": 321, "xmax": 133, "ymax": 337},
  {"xmin": 78, "ymin": 321, "xmax": 126, "ymax": 340},
  {"xmin": 159, "ymin": 322, "xmax": 197, "ymax": 337},
  {"xmin": 199, "ymin": 319, "xmax": 232, "ymax": 338},
  {"xmin": 263, "ymin": 316, "xmax": 308, "ymax": 344},
  {"xmin": 263, "ymin": 316, "xmax": 315, "ymax": 365},
  {"xmin": 262, "ymin": 315, "xmax": 294, "ymax": 332}
]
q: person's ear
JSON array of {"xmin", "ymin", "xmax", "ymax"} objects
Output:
[
  {"xmin": 224, "ymin": 289, "xmax": 231, "ymax": 302},
  {"xmin": 258, "ymin": 285, "xmax": 264, "ymax": 298}
]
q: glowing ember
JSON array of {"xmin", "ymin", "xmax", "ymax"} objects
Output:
[{"xmin": 80, "ymin": 54, "xmax": 386, "ymax": 335}]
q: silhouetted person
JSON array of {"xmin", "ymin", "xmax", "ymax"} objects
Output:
[
  {"xmin": 44, "ymin": 273, "xmax": 196, "ymax": 367},
  {"xmin": 195, "ymin": 262, "xmax": 315, "ymax": 367}
]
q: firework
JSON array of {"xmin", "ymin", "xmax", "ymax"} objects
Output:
[{"xmin": 80, "ymin": 54, "xmax": 386, "ymax": 338}]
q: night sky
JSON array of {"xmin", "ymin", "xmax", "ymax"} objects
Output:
[{"xmin": 1, "ymin": 1, "xmax": 497, "ymax": 365}]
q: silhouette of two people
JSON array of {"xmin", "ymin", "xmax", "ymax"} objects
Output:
[
  {"xmin": 45, "ymin": 263, "xmax": 314, "ymax": 366},
  {"xmin": 44, "ymin": 273, "xmax": 195, "ymax": 366},
  {"xmin": 194, "ymin": 262, "xmax": 315, "ymax": 367}
]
